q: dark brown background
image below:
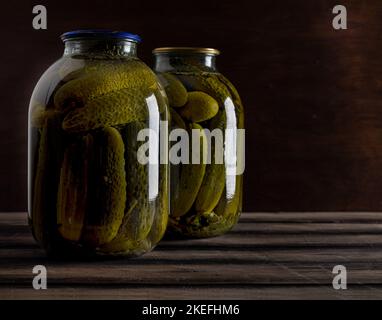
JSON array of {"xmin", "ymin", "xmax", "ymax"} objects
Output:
[{"xmin": 1, "ymin": 0, "xmax": 381, "ymax": 212}]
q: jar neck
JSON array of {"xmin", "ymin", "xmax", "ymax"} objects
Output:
[
  {"xmin": 154, "ymin": 53, "xmax": 217, "ymax": 72},
  {"xmin": 64, "ymin": 39, "xmax": 138, "ymax": 58}
]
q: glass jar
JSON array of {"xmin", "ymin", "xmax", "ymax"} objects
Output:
[
  {"xmin": 153, "ymin": 47, "xmax": 244, "ymax": 238},
  {"xmin": 28, "ymin": 30, "xmax": 169, "ymax": 258}
]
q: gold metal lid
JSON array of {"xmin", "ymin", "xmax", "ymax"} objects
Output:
[{"xmin": 152, "ymin": 47, "xmax": 220, "ymax": 55}]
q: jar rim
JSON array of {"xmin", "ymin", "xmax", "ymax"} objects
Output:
[
  {"xmin": 61, "ymin": 30, "xmax": 141, "ymax": 43},
  {"xmin": 152, "ymin": 47, "xmax": 220, "ymax": 56}
]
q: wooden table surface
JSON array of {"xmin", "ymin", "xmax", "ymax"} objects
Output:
[{"xmin": 1, "ymin": 212, "xmax": 382, "ymax": 300}]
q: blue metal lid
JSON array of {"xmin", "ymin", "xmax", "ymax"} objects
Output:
[{"xmin": 61, "ymin": 30, "xmax": 141, "ymax": 42}]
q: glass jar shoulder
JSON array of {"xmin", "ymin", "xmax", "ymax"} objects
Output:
[{"xmin": 29, "ymin": 56, "xmax": 167, "ymax": 130}]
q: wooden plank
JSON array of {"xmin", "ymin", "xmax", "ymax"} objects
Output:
[
  {"xmin": 2, "ymin": 213, "xmax": 382, "ymax": 248},
  {"xmin": 5, "ymin": 223, "xmax": 382, "ymax": 236},
  {"xmin": 4, "ymin": 233, "xmax": 382, "ymax": 249},
  {"xmin": 160, "ymin": 234, "xmax": 382, "ymax": 248},
  {"xmin": 5, "ymin": 221, "xmax": 382, "ymax": 235},
  {"xmin": 232, "ymin": 222, "xmax": 382, "ymax": 234},
  {"xmin": 0, "ymin": 213, "xmax": 28, "ymax": 225},
  {"xmin": 1, "ymin": 285, "xmax": 382, "ymax": 300},
  {"xmin": 1, "ymin": 212, "xmax": 382, "ymax": 300},
  {"xmin": 1, "ymin": 260, "xmax": 382, "ymax": 285},
  {"xmin": 2, "ymin": 247, "xmax": 382, "ymax": 264},
  {"xmin": 240, "ymin": 212, "xmax": 382, "ymax": 223}
]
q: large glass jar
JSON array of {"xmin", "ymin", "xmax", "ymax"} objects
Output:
[
  {"xmin": 28, "ymin": 30, "xmax": 169, "ymax": 258},
  {"xmin": 153, "ymin": 47, "xmax": 244, "ymax": 238}
]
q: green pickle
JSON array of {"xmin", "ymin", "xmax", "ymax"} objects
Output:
[
  {"xmin": 101, "ymin": 122, "xmax": 153, "ymax": 252},
  {"xmin": 179, "ymin": 91, "xmax": 219, "ymax": 122},
  {"xmin": 57, "ymin": 135, "xmax": 92, "ymax": 241},
  {"xmin": 157, "ymin": 73, "xmax": 188, "ymax": 107},
  {"xmin": 81, "ymin": 127, "xmax": 127, "ymax": 246},
  {"xmin": 31, "ymin": 112, "xmax": 65, "ymax": 245},
  {"xmin": 54, "ymin": 60, "xmax": 156, "ymax": 109},
  {"xmin": 147, "ymin": 164, "xmax": 169, "ymax": 244},
  {"xmin": 171, "ymin": 123, "xmax": 207, "ymax": 217},
  {"xmin": 29, "ymin": 32, "xmax": 169, "ymax": 258},
  {"xmin": 194, "ymin": 111, "xmax": 226, "ymax": 214},
  {"xmin": 62, "ymin": 86, "xmax": 152, "ymax": 132},
  {"xmin": 153, "ymin": 48, "xmax": 244, "ymax": 238}
]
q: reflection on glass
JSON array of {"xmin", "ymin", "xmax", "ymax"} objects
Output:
[
  {"xmin": 146, "ymin": 93, "xmax": 160, "ymax": 201},
  {"xmin": 225, "ymin": 97, "xmax": 237, "ymax": 199}
]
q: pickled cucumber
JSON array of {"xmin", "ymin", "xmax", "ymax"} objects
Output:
[
  {"xmin": 59, "ymin": 61, "xmax": 106, "ymax": 83},
  {"xmin": 62, "ymin": 87, "xmax": 150, "ymax": 132},
  {"xmin": 157, "ymin": 73, "xmax": 188, "ymax": 107},
  {"xmin": 54, "ymin": 60, "xmax": 157, "ymax": 109},
  {"xmin": 169, "ymin": 108, "xmax": 185, "ymax": 218},
  {"xmin": 148, "ymin": 193, "xmax": 169, "ymax": 244},
  {"xmin": 171, "ymin": 123, "xmax": 207, "ymax": 217},
  {"xmin": 30, "ymin": 103, "xmax": 61, "ymax": 128},
  {"xmin": 57, "ymin": 135, "xmax": 92, "ymax": 241},
  {"xmin": 179, "ymin": 73, "xmax": 233, "ymax": 108},
  {"xmin": 82, "ymin": 127, "xmax": 126, "ymax": 246},
  {"xmin": 31, "ymin": 113, "xmax": 65, "ymax": 245},
  {"xmin": 170, "ymin": 108, "xmax": 186, "ymax": 129},
  {"xmin": 30, "ymin": 103, "xmax": 46, "ymax": 128},
  {"xmin": 103, "ymin": 165, "xmax": 169, "ymax": 254},
  {"xmin": 195, "ymin": 111, "xmax": 226, "ymax": 213},
  {"xmin": 152, "ymin": 83, "xmax": 169, "ymax": 114},
  {"xmin": 101, "ymin": 123, "xmax": 167, "ymax": 253},
  {"xmin": 179, "ymin": 91, "xmax": 218, "ymax": 122},
  {"xmin": 146, "ymin": 164, "xmax": 169, "ymax": 244},
  {"xmin": 32, "ymin": 125, "xmax": 49, "ymax": 244},
  {"xmin": 215, "ymin": 174, "xmax": 243, "ymax": 219},
  {"xmin": 218, "ymin": 74, "xmax": 244, "ymax": 111},
  {"xmin": 108, "ymin": 121, "xmax": 154, "ymax": 244},
  {"xmin": 218, "ymin": 74, "xmax": 245, "ymax": 126},
  {"xmin": 99, "ymin": 199, "xmax": 142, "ymax": 253}
]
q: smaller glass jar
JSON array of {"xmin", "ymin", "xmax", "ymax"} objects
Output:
[
  {"xmin": 28, "ymin": 30, "xmax": 169, "ymax": 258},
  {"xmin": 153, "ymin": 47, "xmax": 244, "ymax": 238}
]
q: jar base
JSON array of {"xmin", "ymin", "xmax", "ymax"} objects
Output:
[{"xmin": 165, "ymin": 212, "xmax": 241, "ymax": 239}]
